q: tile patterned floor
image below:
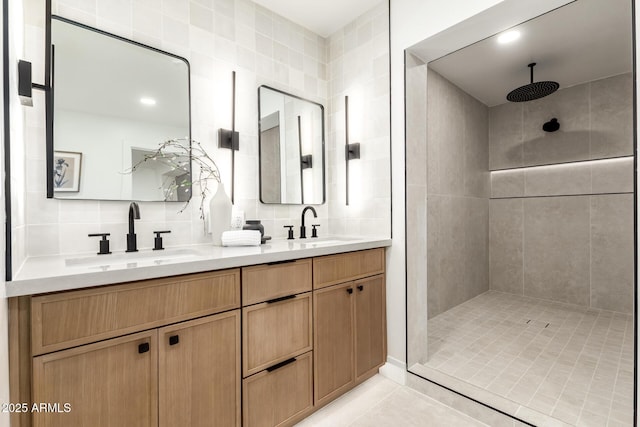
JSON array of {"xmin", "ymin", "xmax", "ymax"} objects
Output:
[
  {"xmin": 295, "ymin": 375, "xmax": 489, "ymax": 426},
  {"xmin": 423, "ymin": 291, "xmax": 634, "ymax": 427}
]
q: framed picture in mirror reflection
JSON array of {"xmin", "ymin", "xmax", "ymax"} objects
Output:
[{"xmin": 53, "ymin": 151, "xmax": 82, "ymax": 192}]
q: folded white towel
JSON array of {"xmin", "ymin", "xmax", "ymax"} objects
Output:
[{"xmin": 221, "ymin": 230, "xmax": 261, "ymax": 247}]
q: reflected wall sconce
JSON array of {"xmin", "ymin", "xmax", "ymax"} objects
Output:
[
  {"xmin": 217, "ymin": 70, "xmax": 239, "ymax": 203},
  {"xmin": 345, "ymin": 95, "xmax": 360, "ymax": 206}
]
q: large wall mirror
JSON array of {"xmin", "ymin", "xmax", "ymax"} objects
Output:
[
  {"xmin": 51, "ymin": 16, "xmax": 191, "ymax": 201},
  {"xmin": 258, "ymin": 86, "xmax": 325, "ymax": 205},
  {"xmin": 406, "ymin": 0, "xmax": 635, "ymax": 426}
]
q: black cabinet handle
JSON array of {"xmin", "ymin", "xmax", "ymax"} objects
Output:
[
  {"xmin": 138, "ymin": 342, "xmax": 150, "ymax": 354},
  {"xmin": 266, "ymin": 294, "xmax": 296, "ymax": 304},
  {"xmin": 266, "ymin": 358, "xmax": 296, "ymax": 372},
  {"xmin": 357, "ymin": 285, "xmax": 364, "ymax": 292},
  {"xmin": 347, "ymin": 288, "xmax": 353, "ymax": 294},
  {"xmin": 169, "ymin": 335, "xmax": 179, "ymax": 346}
]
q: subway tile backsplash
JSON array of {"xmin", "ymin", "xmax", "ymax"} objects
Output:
[{"xmin": 14, "ymin": 0, "xmax": 390, "ymax": 264}]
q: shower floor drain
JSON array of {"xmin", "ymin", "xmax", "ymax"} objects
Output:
[{"xmin": 525, "ymin": 319, "xmax": 550, "ymax": 328}]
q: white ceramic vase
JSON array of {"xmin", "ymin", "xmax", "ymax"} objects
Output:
[{"xmin": 209, "ymin": 182, "xmax": 232, "ymax": 245}]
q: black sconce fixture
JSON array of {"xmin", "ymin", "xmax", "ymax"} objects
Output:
[
  {"xmin": 542, "ymin": 117, "xmax": 560, "ymax": 132},
  {"xmin": 217, "ymin": 70, "xmax": 239, "ymax": 203},
  {"xmin": 345, "ymin": 95, "xmax": 361, "ymax": 206},
  {"xmin": 300, "ymin": 155, "xmax": 313, "ymax": 169}
]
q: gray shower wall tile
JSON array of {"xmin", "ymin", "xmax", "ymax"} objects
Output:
[
  {"xmin": 463, "ymin": 92, "xmax": 490, "ymax": 198},
  {"xmin": 489, "ymin": 199, "xmax": 524, "ymax": 295},
  {"xmin": 490, "ymin": 170, "xmax": 524, "ymax": 198},
  {"xmin": 591, "ymin": 156, "xmax": 634, "ymax": 194},
  {"xmin": 426, "ymin": 69, "xmax": 442, "ymax": 194},
  {"xmin": 522, "ymin": 83, "xmax": 590, "ymax": 167},
  {"xmin": 463, "ymin": 197, "xmax": 489, "ymax": 299},
  {"xmin": 406, "ymin": 59, "xmax": 427, "ymax": 188},
  {"xmin": 489, "ymin": 102, "xmax": 523, "ymax": 170},
  {"xmin": 523, "ymin": 196, "xmax": 590, "ymax": 306},
  {"xmin": 489, "ymin": 73, "xmax": 632, "ymax": 169},
  {"xmin": 590, "ymin": 73, "xmax": 633, "ymax": 159},
  {"xmin": 438, "ymin": 196, "xmax": 467, "ymax": 314},
  {"xmin": 523, "ymin": 161, "xmax": 591, "ymax": 197},
  {"xmin": 434, "ymin": 73, "xmax": 465, "ymax": 196},
  {"xmin": 590, "ymin": 194, "xmax": 634, "ymax": 314},
  {"xmin": 426, "ymin": 195, "xmax": 442, "ymax": 318}
]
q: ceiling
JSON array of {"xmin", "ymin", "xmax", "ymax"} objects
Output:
[
  {"xmin": 252, "ymin": 0, "xmax": 382, "ymax": 37},
  {"xmin": 414, "ymin": 0, "xmax": 632, "ymax": 107}
]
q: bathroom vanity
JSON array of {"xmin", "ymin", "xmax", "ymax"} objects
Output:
[{"xmin": 7, "ymin": 240, "xmax": 389, "ymax": 427}]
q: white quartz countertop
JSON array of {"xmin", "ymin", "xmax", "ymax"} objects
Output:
[{"xmin": 6, "ymin": 236, "xmax": 392, "ymax": 297}]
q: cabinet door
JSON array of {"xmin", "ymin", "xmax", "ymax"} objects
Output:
[
  {"xmin": 354, "ymin": 275, "xmax": 386, "ymax": 381},
  {"xmin": 32, "ymin": 330, "xmax": 157, "ymax": 427},
  {"xmin": 159, "ymin": 310, "xmax": 241, "ymax": 427},
  {"xmin": 313, "ymin": 282, "xmax": 355, "ymax": 406}
]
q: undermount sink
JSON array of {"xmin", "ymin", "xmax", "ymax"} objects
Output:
[
  {"xmin": 65, "ymin": 248, "xmax": 202, "ymax": 268},
  {"xmin": 294, "ymin": 237, "xmax": 357, "ymax": 246}
]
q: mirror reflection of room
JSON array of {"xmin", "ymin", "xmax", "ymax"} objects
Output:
[
  {"xmin": 258, "ymin": 86, "xmax": 325, "ymax": 205},
  {"xmin": 406, "ymin": 0, "xmax": 634, "ymax": 425},
  {"xmin": 51, "ymin": 17, "xmax": 191, "ymax": 201}
]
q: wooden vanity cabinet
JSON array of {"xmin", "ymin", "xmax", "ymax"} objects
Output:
[
  {"xmin": 313, "ymin": 249, "xmax": 386, "ymax": 407},
  {"xmin": 17, "ymin": 269, "xmax": 242, "ymax": 427},
  {"xmin": 241, "ymin": 260, "xmax": 314, "ymax": 426}
]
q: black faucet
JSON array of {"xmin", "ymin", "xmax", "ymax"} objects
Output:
[
  {"xmin": 300, "ymin": 206, "xmax": 317, "ymax": 239},
  {"xmin": 126, "ymin": 202, "xmax": 140, "ymax": 252}
]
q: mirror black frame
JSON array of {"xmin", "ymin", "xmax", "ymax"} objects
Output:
[
  {"xmin": 257, "ymin": 85, "xmax": 326, "ymax": 205},
  {"xmin": 45, "ymin": 14, "xmax": 192, "ymax": 201}
]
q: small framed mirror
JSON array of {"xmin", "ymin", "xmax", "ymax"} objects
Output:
[
  {"xmin": 258, "ymin": 86, "xmax": 325, "ymax": 205},
  {"xmin": 50, "ymin": 16, "xmax": 191, "ymax": 201}
]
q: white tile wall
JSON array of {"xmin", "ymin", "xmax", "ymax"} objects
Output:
[
  {"xmin": 16, "ymin": 0, "xmax": 391, "ymax": 262},
  {"xmin": 326, "ymin": 2, "xmax": 390, "ymax": 237}
]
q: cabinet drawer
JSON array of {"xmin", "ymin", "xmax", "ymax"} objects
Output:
[
  {"xmin": 243, "ymin": 293, "xmax": 312, "ymax": 377},
  {"xmin": 313, "ymin": 248, "xmax": 385, "ymax": 289},
  {"xmin": 243, "ymin": 352, "xmax": 313, "ymax": 427},
  {"xmin": 32, "ymin": 269, "xmax": 240, "ymax": 355},
  {"xmin": 242, "ymin": 259, "xmax": 312, "ymax": 305}
]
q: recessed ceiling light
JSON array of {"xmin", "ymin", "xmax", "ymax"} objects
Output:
[
  {"xmin": 497, "ymin": 30, "xmax": 520, "ymax": 44},
  {"xmin": 140, "ymin": 97, "xmax": 156, "ymax": 106}
]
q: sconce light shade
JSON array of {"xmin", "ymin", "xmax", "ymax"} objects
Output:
[
  {"xmin": 346, "ymin": 142, "xmax": 360, "ymax": 161},
  {"xmin": 18, "ymin": 60, "xmax": 33, "ymax": 106},
  {"xmin": 301, "ymin": 154, "xmax": 313, "ymax": 169}
]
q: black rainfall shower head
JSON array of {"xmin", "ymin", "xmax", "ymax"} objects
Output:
[{"xmin": 506, "ymin": 63, "xmax": 559, "ymax": 102}]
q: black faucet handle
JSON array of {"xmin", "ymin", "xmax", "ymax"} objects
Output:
[
  {"xmin": 88, "ymin": 233, "xmax": 112, "ymax": 255},
  {"xmin": 153, "ymin": 230, "xmax": 171, "ymax": 251},
  {"xmin": 311, "ymin": 224, "xmax": 320, "ymax": 238},
  {"xmin": 283, "ymin": 226, "xmax": 294, "ymax": 240}
]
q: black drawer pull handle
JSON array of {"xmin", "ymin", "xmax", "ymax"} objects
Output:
[
  {"xmin": 347, "ymin": 288, "xmax": 353, "ymax": 294},
  {"xmin": 266, "ymin": 358, "xmax": 296, "ymax": 372},
  {"xmin": 169, "ymin": 335, "xmax": 179, "ymax": 346},
  {"xmin": 138, "ymin": 343, "xmax": 150, "ymax": 354},
  {"xmin": 266, "ymin": 294, "xmax": 296, "ymax": 304},
  {"xmin": 266, "ymin": 259, "xmax": 297, "ymax": 266},
  {"xmin": 357, "ymin": 285, "xmax": 364, "ymax": 291}
]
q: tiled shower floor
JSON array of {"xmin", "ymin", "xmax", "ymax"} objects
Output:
[{"xmin": 423, "ymin": 291, "xmax": 634, "ymax": 426}]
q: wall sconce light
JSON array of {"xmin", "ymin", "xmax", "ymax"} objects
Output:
[
  {"xmin": 345, "ymin": 95, "xmax": 360, "ymax": 206},
  {"xmin": 217, "ymin": 70, "xmax": 239, "ymax": 203}
]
